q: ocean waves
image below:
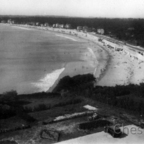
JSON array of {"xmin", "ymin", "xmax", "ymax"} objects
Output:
[{"xmin": 31, "ymin": 67, "xmax": 65, "ymax": 92}]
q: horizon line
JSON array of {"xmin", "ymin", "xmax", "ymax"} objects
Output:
[{"xmin": 0, "ymin": 14, "xmax": 144, "ymax": 20}]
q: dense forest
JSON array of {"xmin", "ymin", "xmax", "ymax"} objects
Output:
[{"xmin": 0, "ymin": 16, "xmax": 144, "ymax": 47}]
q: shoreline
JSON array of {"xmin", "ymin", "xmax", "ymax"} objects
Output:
[
  {"xmin": 8, "ymin": 24, "xmax": 111, "ymax": 92},
  {"xmin": 45, "ymin": 28, "xmax": 110, "ymax": 92},
  {"xmin": 8, "ymin": 23, "xmax": 144, "ymax": 92}
]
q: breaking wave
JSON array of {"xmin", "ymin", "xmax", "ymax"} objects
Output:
[
  {"xmin": 56, "ymin": 34, "xmax": 77, "ymax": 41},
  {"xmin": 31, "ymin": 67, "xmax": 65, "ymax": 92}
]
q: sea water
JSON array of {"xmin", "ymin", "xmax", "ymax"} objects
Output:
[{"xmin": 0, "ymin": 24, "xmax": 87, "ymax": 94}]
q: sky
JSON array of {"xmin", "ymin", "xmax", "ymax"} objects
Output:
[{"xmin": 0, "ymin": 0, "xmax": 144, "ymax": 18}]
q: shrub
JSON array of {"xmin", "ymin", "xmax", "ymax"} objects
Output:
[{"xmin": 0, "ymin": 90, "xmax": 18, "ymax": 102}]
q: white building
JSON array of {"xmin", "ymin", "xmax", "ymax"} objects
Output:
[
  {"xmin": 77, "ymin": 26, "xmax": 83, "ymax": 31},
  {"xmin": 65, "ymin": 24, "xmax": 71, "ymax": 29},
  {"xmin": 97, "ymin": 29, "xmax": 105, "ymax": 35}
]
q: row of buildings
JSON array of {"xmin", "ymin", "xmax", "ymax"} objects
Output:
[
  {"xmin": 52, "ymin": 23, "xmax": 71, "ymax": 29},
  {"xmin": 1, "ymin": 19, "xmax": 14, "ymax": 24},
  {"xmin": 52, "ymin": 24, "xmax": 104, "ymax": 34},
  {"xmin": 0, "ymin": 19, "xmax": 105, "ymax": 35},
  {"xmin": 76, "ymin": 26, "xmax": 104, "ymax": 34},
  {"xmin": 33, "ymin": 22, "xmax": 105, "ymax": 34},
  {"xmin": 1, "ymin": 19, "xmax": 144, "ymax": 61}
]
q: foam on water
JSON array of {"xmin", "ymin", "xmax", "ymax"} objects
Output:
[
  {"xmin": 12, "ymin": 26, "xmax": 32, "ymax": 30},
  {"xmin": 31, "ymin": 67, "xmax": 65, "ymax": 92},
  {"xmin": 56, "ymin": 34, "xmax": 77, "ymax": 41}
]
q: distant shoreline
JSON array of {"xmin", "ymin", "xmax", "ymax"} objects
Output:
[
  {"xmin": 10, "ymin": 24, "xmax": 109, "ymax": 92},
  {"xmin": 8, "ymin": 23, "xmax": 144, "ymax": 93}
]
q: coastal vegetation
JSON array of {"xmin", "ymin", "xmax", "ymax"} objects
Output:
[
  {"xmin": 1, "ymin": 74, "xmax": 144, "ymax": 142},
  {"xmin": 1, "ymin": 74, "xmax": 144, "ymax": 121},
  {"xmin": 53, "ymin": 74, "xmax": 144, "ymax": 117}
]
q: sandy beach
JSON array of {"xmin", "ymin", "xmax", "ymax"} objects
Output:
[
  {"xmin": 1, "ymin": 24, "xmax": 98, "ymax": 94},
  {"xmin": 96, "ymin": 45, "xmax": 144, "ymax": 86},
  {"xmin": 51, "ymin": 27, "xmax": 144, "ymax": 88},
  {"xmin": 47, "ymin": 31, "xmax": 109, "ymax": 92},
  {"xmin": 10, "ymin": 24, "xmax": 144, "ymax": 92}
]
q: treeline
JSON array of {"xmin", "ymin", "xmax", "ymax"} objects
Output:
[
  {"xmin": 90, "ymin": 86, "xmax": 144, "ymax": 115},
  {"xmin": 54, "ymin": 74, "xmax": 144, "ymax": 115},
  {"xmin": 53, "ymin": 74, "xmax": 95, "ymax": 92},
  {"xmin": 0, "ymin": 89, "xmax": 82, "ymax": 119},
  {"xmin": 1, "ymin": 16, "xmax": 144, "ymax": 46},
  {"xmin": 0, "ymin": 91, "xmax": 35, "ymax": 121}
]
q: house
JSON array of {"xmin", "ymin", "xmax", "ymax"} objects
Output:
[
  {"xmin": 7, "ymin": 19, "xmax": 11, "ymax": 24},
  {"xmin": 77, "ymin": 26, "xmax": 83, "ymax": 31},
  {"xmin": 28, "ymin": 22, "xmax": 35, "ymax": 26},
  {"xmin": 65, "ymin": 24, "xmax": 71, "ymax": 29},
  {"xmin": 44, "ymin": 23, "xmax": 49, "ymax": 27},
  {"xmin": 55, "ymin": 23, "xmax": 59, "ymax": 28},
  {"xmin": 52, "ymin": 24, "xmax": 56, "ymax": 28},
  {"xmin": 36, "ymin": 22, "xmax": 39, "ymax": 26},
  {"xmin": 97, "ymin": 28, "xmax": 105, "ymax": 35},
  {"xmin": 59, "ymin": 24, "xmax": 64, "ymax": 28},
  {"xmin": 83, "ymin": 26, "xmax": 91, "ymax": 32},
  {"xmin": 52, "ymin": 23, "xmax": 64, "ymax": 28}
]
